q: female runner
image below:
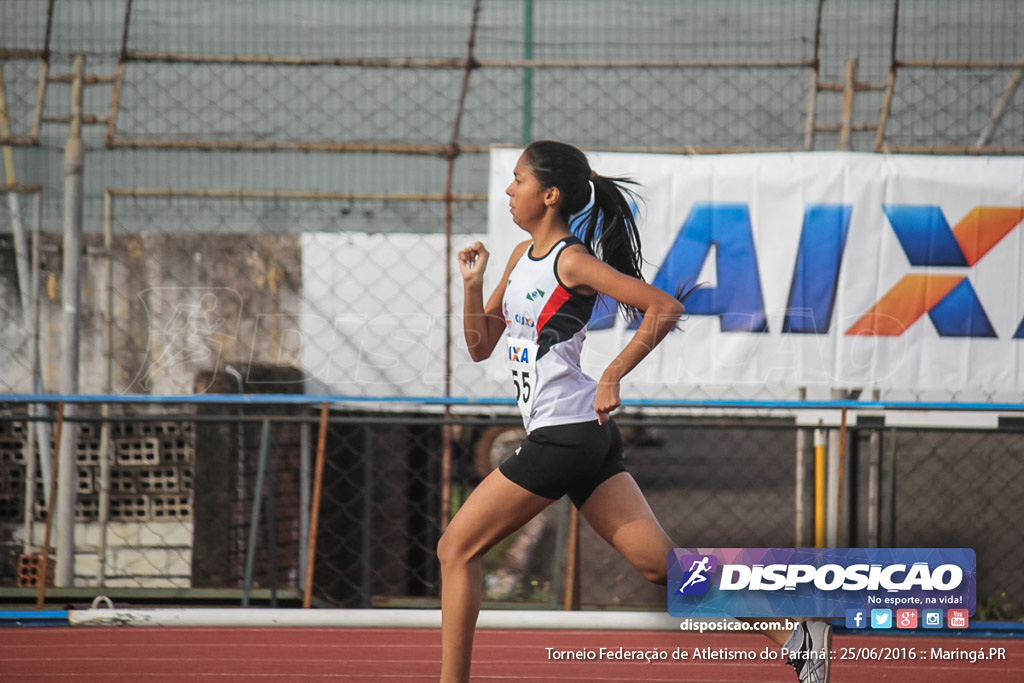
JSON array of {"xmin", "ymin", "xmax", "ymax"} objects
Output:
[{"xmin": 438, "ymin": 140, "xmax": 831, "ymax": 683}]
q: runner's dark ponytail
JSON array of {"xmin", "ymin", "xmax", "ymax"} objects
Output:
[{"xmin": 523, "ymin": 140, "xmax": 646, "ymax": 322}]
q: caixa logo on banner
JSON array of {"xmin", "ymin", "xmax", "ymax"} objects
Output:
[
  {"xmin": 666, "ymin": 548, "xmax": 976, "ymax": 618},
  {"xmin": 592, "ymin": 203, "xmax": 1024, "ymax": 338}
]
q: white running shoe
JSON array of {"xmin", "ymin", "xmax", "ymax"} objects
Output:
[{"xmin": 785, "ymin": 620, "xmax": 832, "ymax": 683}]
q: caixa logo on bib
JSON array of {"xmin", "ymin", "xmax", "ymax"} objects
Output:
[{"xmin": 667, "ymin": 548, "xmax": 976, "ymax": 618}]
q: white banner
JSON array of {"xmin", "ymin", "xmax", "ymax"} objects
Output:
[{"xmin": 486, "ymin": 150, "xmax": 1024, "ymax": 400}]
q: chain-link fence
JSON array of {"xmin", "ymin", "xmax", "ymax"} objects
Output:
[
  {"xmin": 1, "ymin": 401, "xmax": 1021, "ymax": 619},
  {"xmin": 0, "ymin": 186, "xmax": 41, "ymax": 396},
  {"xmin": 1, "ymin": 0, "xmax": 1023, "ymax": 619},
  {"xmin": 861, "ymin": 427, "xmax": 1024, "ymax": 621},
  {"xmin": 2, "ymin": 1, "xmax": 1024, "ymax": 402}
]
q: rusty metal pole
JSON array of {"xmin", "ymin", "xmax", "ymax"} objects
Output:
[
  {"xmin": 440, "ymin": 0, "xmax": 483, "ymax": 530},
  {"xmin": 803, "ymin": 0, "xmax": 824, "ymax": 150},
  {"xmin": 302, "ymin": 403, "xmax": 329, "ymax": 608},
  {"xmin": 37, "ymin": 402, "xmax": 65, "ymax": 608},
  {"xmin": 975, "ymin": 50, "xmax": 1024, "ymax": 148},
  {"xmin": 838, "ymin": 57, "xmax": 857, "ymax": 151},
  {"xmin": 836, "ymin": 407, "xmax": 849, "ymax": 546},
  {"xmin": 874, "ymin": 0, "xmax": 900, "ymax": 152}
]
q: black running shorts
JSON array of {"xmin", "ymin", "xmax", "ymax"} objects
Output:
[{"xmin": 498, "ymin": 419, "xmax": 627, "ymax": 508}]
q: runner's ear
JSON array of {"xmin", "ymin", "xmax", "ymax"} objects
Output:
[{"xmin": 544, "ymin": 186, "xmax": 560, "ymax": 207}]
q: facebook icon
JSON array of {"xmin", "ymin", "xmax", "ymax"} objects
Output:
[{"xmin": 845, "ymin": 609, "xmax": 867, "ymax": 629}]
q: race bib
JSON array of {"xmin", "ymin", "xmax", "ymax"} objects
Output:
[{"xmin": 506, "ymin": 337, "xmax": 538, "ymax": 423}]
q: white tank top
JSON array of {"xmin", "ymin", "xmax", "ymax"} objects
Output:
[{"xmin": 502, "ymin": 236, "xmax": 598, "ymax": 432}]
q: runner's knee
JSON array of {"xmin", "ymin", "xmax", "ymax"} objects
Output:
[
  {"xmin": 436, "ymin": 530, "xmax": 460, "ymax": 567},
  {"xmin": 634, "ymin": 556, "xmax": 667, "ymax": 585},
  {"xmin": 621, "ymin": 539, "xmax": 669, "ymax": 584},
  {"xmin": 436, "ymin": 528, "xmax": 481, "ymax": 568}
]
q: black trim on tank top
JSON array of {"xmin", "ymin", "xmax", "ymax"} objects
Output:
[
  {"xmin": 527, "ymin": 235, "xmax": 575, "ymax": 261},
  {"xmin": 552, "ymin": 241, "xmax": 599, "ymax": 300}
]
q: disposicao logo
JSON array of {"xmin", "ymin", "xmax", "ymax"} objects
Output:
[
  {"xmin": 667, "ymin": 548, "xmax": 976, "ymax": 618},
  {"xmin": 676, "ymin": 555, "xmax": 718, "ymax": 595}
]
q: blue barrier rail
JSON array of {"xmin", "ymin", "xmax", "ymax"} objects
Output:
[{"xmin": 1, "ymin": 394, "xmax": 1022, "ymax": 412}]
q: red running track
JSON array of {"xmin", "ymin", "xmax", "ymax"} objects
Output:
[{"xmin": 1, "ymin": 626, "xmax": 1021, "ymax": 682}]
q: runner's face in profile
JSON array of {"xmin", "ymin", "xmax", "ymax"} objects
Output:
[{"xmin": 505, "ymin": 153, "xmax": 548, "ymax": 228}]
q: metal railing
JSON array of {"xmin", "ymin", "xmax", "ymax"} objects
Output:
[{"xmin": 0, "ymin": 396, "xmax": 1021, "ymax": 619}]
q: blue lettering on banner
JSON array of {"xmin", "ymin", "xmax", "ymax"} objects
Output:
[
  {"xmin": 782, "ymin": 204, "xmax": 853, "ymax": 334},
  {"xmin": 588, "ymin": 294, "xmax": 618, "ymax": 331},
  {"xmin": 595, "ymin": 201, "xmax": 1023, "ymax": 339},
  {"xmin": 929, "ymin": 278, "xmax": 997, "ymax": 338},
  {"xmin": 884, "ymin": 205, "xmax": 968, "ymax": 267},
  {"xmin": 650, "ymin": 203, "xmax": 768, "ymax": 333},
  {"xmin": 633, "ymin": 203, "xmax": 854, "ymax": 334},
  {"xmin": 881, "ymin": 204, "xmax": 997, "ymax": 337}
]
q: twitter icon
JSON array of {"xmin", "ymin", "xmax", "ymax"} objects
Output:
[{"xmin": 870, "ymin": 609, "xmax": 892, "ymax": 629}]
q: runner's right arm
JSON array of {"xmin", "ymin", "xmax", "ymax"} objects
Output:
[{"xmin": 458, "ymin": 240, "xmax": 530, "ymax": 361}]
